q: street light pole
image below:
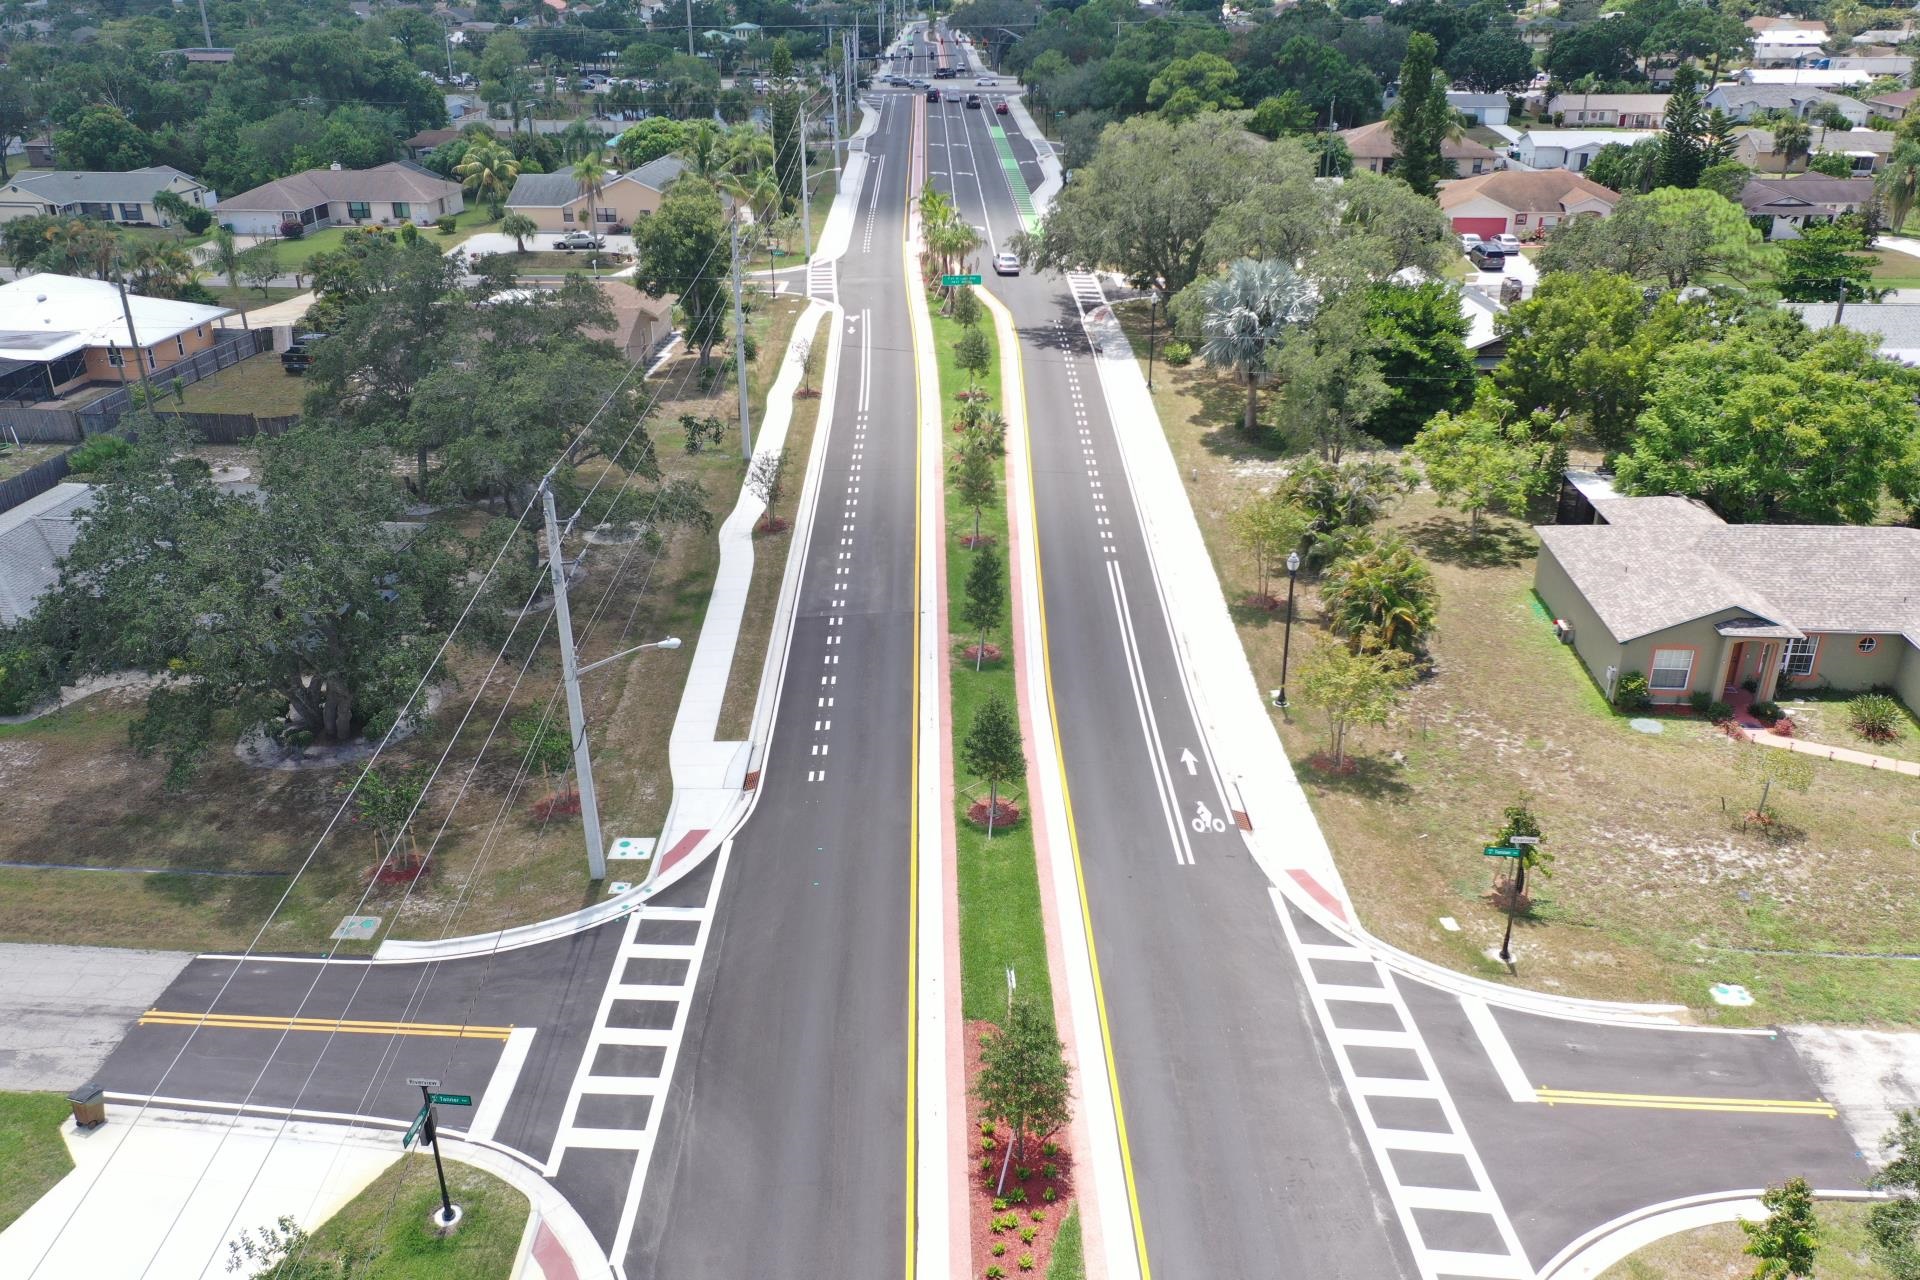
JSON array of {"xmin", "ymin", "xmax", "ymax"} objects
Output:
[
  {"xmin": 1146, "ymin": 289, "xmax": 1159, "ymax": 389},
  {"xmin": 1276, "ymin": 550, "xmax": 1301, "ymax": 710}
]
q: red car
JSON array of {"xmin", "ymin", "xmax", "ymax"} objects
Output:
[{"xmin": 994, "ymin": 100, "xmax": 1009, "ymax": 115}]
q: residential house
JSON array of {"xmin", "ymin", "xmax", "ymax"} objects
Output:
[
  {"xmin": 1739, "ymin": 174, "xmax": 1879, "ymax": 238},
  {"xmin": 0, "ymin": 166, "xmax": 216, "ymax": 227},
  {"xmin": 1338, "ymin": 120, "xmax": 1499, "ymax": 179},
  {"xmin": 405, "ymin": 128, "xmax": 463, "ymax": 160},
  {"xmin": 1445, "ymin": 91, "xmax": 1509, "ymax": 126},
  {"xmin": 20, "ymin": 136, "xmax": 56, "ymax": 168},
  {"xmin": 1826, "ymin": 55, "xmax": 1914, "ymax": 77},
  {"xmin": 1438, "ymin": 168, "xmax": 1620, "ymax": 239},
  {"xmin": 1546, "ymin": 93, "xmax": 1669, "ymax": 129},
  {"xmin": 1739, "ymin": 67, "xmax": 1873, "ymax": 87},
  {"xmin": 1735, "ymin": 126, "xmax": 1894, "ymax": 173},
  {"xmin": 1868, "ymin": 88, "xmax": 1920, "ymax": 121},
  {"xmin": 588, "ymin": 280, "xmax": 674, "ymax": 362},
  {"xmin": 1746, "ymin": 16, "xmax": 1827, "ymax": 33},
  {"xmin": 1782, "ymin": 302, "xmax": 1920, "ymax": 366},
  {"xmin": 0, "ymin": 483, "xmax": 92, "ymax": 626},
  {"xmin": 1508, "ymin": 128, "xmax": 1658, "ymax": 172},
  {"xmin": 1703, "ymin": 83, "xmax": 1870, "ymax": 127},
  {"xmin": 504, "ymin": 154, "xmax": 688, "ymax": 233},
  {"xmin": 1853, "ymin": 27, "xmax": 1914, "ymax": 43},
  {"xmin": 1750, "ymin": 28, "xmax": 1830, "ymax": 65},
  {"xmin": 214, "ymin": 161, "xmax": 464, "ymax": 236},
  {"xmin": 1535, "ymin": 486, "xmax": 1920, "ymax": 710},
  {"xmin": 1388, "ymin": 266, "xmax": 1509, "ymax": 370},
  {"xmin": 0, "ymin": 274, "xmax": 233, "ymax": 404}
]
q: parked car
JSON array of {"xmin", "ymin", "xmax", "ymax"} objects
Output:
[
  {"xmin": 1493, "ymin": 233, "xmax": 1522, "ymax": 252},
  {"xmin": 1459, "ymin": 233, "xmax": 1483, "ymax": 252},
  {"xmin": 280, "ymin": 333, "xmax": 329, "ymax": 375},
  {"xmin": 965, "ymin": 92, "xmax": 982, "ymax": 108},
  {"xmin": 555, "ymin": 231, "xmax": 606, "ymax": 251},
  {"xmin": 1467, "ymin": 242, "xmax": 1507, "ymax": 272},
  {"xmin": 994, "ymin": 99, "xmax": 1009, "ymax": 115},
  {"xmin": 994, "ymin": 251, "xmax": 1021, "ymax": 276}
]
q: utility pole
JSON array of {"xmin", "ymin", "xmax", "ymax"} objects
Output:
[
  {"xmin": 799, "ymin": 105, "xmax": 813, "ymax": 259},
  {"xmin": 114, "ymin": 273, "xmax": 156, "ymax": 403},
  {"xmin": 196, "ymin": 0, "xmax": 213, "ymax": 49},
  {"xmin": 686, "ymin": 0, "xmax": 695, "ymax": 57},
  {"xmin": 730, "ymin": 217, "xmax": 752, "ymax": 460},
  {"xmin": 542, "ymin": 483, "xmax": 607, "ymax": 882}
]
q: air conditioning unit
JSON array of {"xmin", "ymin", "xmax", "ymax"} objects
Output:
[{"xmin": 1553, "ymin": 618, "xmax": 1575, "ymax": 645}]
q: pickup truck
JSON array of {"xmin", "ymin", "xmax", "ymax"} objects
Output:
[{"xmin": 280, "ymin": 333, "xmax": 328, "ymax": 375}]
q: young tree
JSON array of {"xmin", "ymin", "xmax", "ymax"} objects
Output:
[
  {"xmin": 1271, "ymin": 294, "xmax": 1389, "ymax": 461},
  {"xmin": 455, "ymin": 137, "xmax": 522, "ymax": 216},
  {"xmin": 1410, "ymin": 390, "xmax": 1561, "ymax": 531},
  {"xmin": 746, "ymin": 446, "xmax": 792, "ymax": 532},
  {"xmin": 1869, "ymin": 1110, "xmax": 1920, "ymax": 1279},
  {"xmin": 1389, "ymin": 33, "xmax": 1449, "ymax": 196},
  {"xmin": 951, "ymin": 439, "xmax": 998, "ymax": 549},
  {"xmin": 500, "ymin": 211, "xmax": 540, "ymax": 253},
  {"xmin": 1296, "ymin": 640, "xmax": 1416, "ymax": 768},
  {"xmin": 963, "ymin": 547, "xmax": 1005, "ymax": 672},
  {"xmin": 1740, "ymin": 747, "xmax": 1817, "ymax": 823},
  {"xmin": 1199, "ymin": 257, "xmax": 1316, "ymax": 434},
  {"xmin": 962, "ymin": 692, "xmax": 1025, "ymax": 838},
  {"xmin": 238, "ymin": 244, "xmax": 283, "ymax": 300},
  {"xmin": 1320, "ymin": 535, "xmax": 1439, "ymax": 654},
  {"xmin": 974, "ymin": 995, "xmax": 1072, "ymax": 1193},
  {"xmin": 954, "ymin": 325, "xmax": 993, "ymax": 395},
  {"xmin": 344, "ymin": 764, "xmax": 432, "ymax": 859},
  {"xmin": 1228, "ymin": 492, "xmax": 1311, "ymax": 604},
  {"xmin": 1279, "ymin": 458, "xmax": 1414, "ymax": 567},
  {"xmin": 950, "ymin": 287, "xmax": 982, "ymax": 330},
  {"xmin": 634, "ymin": 178, "xmax": 728, "ymax": 364},
  {"xmin": 1741, "ymin": 1177, "xmax": 1820, "ymax": 1280}
]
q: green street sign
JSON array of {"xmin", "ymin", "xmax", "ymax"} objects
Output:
[
  {"xmin": 403, "ymin": 1105, "xmax": 429, "ymax": 1148},
  {"xmin": 1483, "ymin": 845, "xmax": 1522, "ymax": 859},
  {"xmin": 429, "ymin": 1093, "xmax": 473, "ymax": 1107},
  {"xmin": 941, "ymin": 274, "xmax": 982, "ymax": 286}
]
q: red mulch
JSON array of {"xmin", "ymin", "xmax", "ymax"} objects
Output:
[
  {"xmin": 960, "ymin": 643, "xmax": 1003, "ymax": 663},
  {"xmin": 959, "ymin": 534, "xmax": 999, "ymax": 550},
  {"xmin": 1306, "ymin": 753, "xmax": 1358, "ymax": 775},
  {"xmin": 756, "ymin": 516, "xmax": 790, "ymax": 535},
  {"xmin": 366, "ymin": 858, "xmax": 429, "ymax": 886},
  {"xmin": 964, "ymin": 1020, "xmax": 1077, "ymax": 1280},
  {"xmin": 966, "ymin": 799, "xmax": 1022, "ymax": 830},
  {"xmin": 531, "ymin": 789, "xmax": 581, "ymax": 821},
  {"xmin": 1240, "ymin": 593, "xmax": 1281, "ymax": 611},
  {"xmin": 795, "ymin": 387, "xmax": 822, "ymax": 399}
]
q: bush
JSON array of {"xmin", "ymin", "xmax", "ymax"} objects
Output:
[
  {"xmin": 1163, "ymin": 339, "xmax": 1192, "ymax": 366},
  {"xmin": 1042, "ymin": 1186, "xmax": 1057, "ymax": 1202},
  {"xmin": 436, "ymin": 214, "xmax": 458, "ymax": 234},
  {"xmin": 1020, "ymin": 1227, "xmax": 1037, "ymax": 1243},
  {"xmin": 992, "ymin": 1241, "xmax": 1007, "ymax": 1256},
  {"xmin": 1614, "ymin": 670, "xmax": 1651, "ymax": 711},
  {"xmin": 1707, "ymin": 700, "xmax": 1735, "ymax": 724},
  {"xmin": 278, "ymin": 218, "xmax": 304, "ymax": 240},
  {"xmin": 986, "ymin": 1268, "xmax": 1006, "ymax": 1279},
  {"xmin": 65, "ymin": 433, "xmax": 133, "ymax": 475},
  {"xmin": 1751, "ymin": 701, "xmax": 1782, "ymax": 725},
  {"xmin": 0, "ymin": 642, "xmax": 57, "ymax": 716},
  {"xmin": 1019, "ymin": 1255, "xmax": 1035, "ymax": 1272},
  {"xmin": 1688, "ymin": 690, "xmax": 1711, "ymax": 714},
  {"xmin": 181, "ymin": 207, "xmax": 213, "ymax": 234},
  {"xmin": 1849, "ymin": 693, "xmax": 1906, "ymax": 742}
]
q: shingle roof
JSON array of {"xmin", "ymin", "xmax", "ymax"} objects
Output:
[
  {"xmin": 0, "ymin": 482, "xmax": 91, "ymax": 626},
  {"xmin": 1739, "ymin": 174, "xmax": 1877, "ymax": 212},
  {"xmin": 507, "ymin": 155, "xmax": 688, "ymax": 208},
  {"xmin": 1537, "ymin": 499, "xmax": 1920, "ymax": 644},
  {"xmin": 627, "ymin": 154, "xmax": 687, "ymax": 191},
  {"xmin": 1437, "ymin": 168, "xmax": 1621, "ymax": 212},
  {"xmin": 1742, "ymin": 127, "xmax": 1895, "ymax": 155},
  {"xmin": 1870, "ymin": 88, "xmax": 1920, "ymax": 108},
  {"xmin": 1547, "ymin": 93, "xmax": 1670, "ymax": 114},
  {"xmin": 4, "ymin": 166, "xmax": 203, "ymax": 205},
  {"xmin": 1338, "ymin": 120, "xmax": 1497, "ymax": 161},
  {"xmin": 1707, "ymin": 84, "xmax": 1860, "ymax": 110},
  {"xmin": 215, "ymin": 162, "xmax": 461, "ymax": 212},
  {"xmin": 1783, "ymin": 302, "xmax": 1920, "ymax": 365}
]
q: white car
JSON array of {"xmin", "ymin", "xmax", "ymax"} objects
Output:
[
  {"xmin": 1459, "ymin": 233, "xmax": 1483, "ymax": 252},
  {"xmin": 993, "ymin": 252, "xmax": 1021, "ymax": 276},
  {"xmin": 1493, "ymin": 233, "xmax": 1522, "ymax": 252}
]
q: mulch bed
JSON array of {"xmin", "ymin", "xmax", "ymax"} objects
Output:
[
  {"xmin": 960, "ymin": 642, "xmax": 1004, "ymax": 663},
  {"xmin": 531, "ymin": 788, "xmax": 581, "ymax": 821},
  {"xmin": 1306, "ymin": 753, "xmax": 1358, "ymax": 775},
  {"xmin": 965, "ymin": 799, "xmax": 1022, "ymax": 830},
  {"xmin": 1240, "ymin": 592, "xmax": 1281, "ymax": 611},
  {"xmin": 965, "ymin": 1019, "xmax": 1077, "ymax": 1279},
  {"xmin": 959, "ymin": 534, "xmax": 999, "ymax": 549},
  {"xmin": 756, "ymin": 516, "xmax": 791, "ymax": 535}
]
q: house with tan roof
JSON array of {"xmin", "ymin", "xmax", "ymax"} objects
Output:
[
  {"xmin": 213, "ymin": 161, "xmax": 464, "ymax": 237},
  {"xmin": 1739, "ymin": 173, "xmax": 1880, "ymax": 238},
  {"xmin": 1438, "ymin": 169, "xmax": 1619, "ymax": 240},
  {"xmin": 1736, "ymin": 126, "xmax": 1894, "ymax": 174},
  {"xmin": 1337, "ymin": 121, "xmax": 1498, "ymax": 179},
  {"xmin": 1536, "ymin": 483, "xmax": 1920, "ymax": 710},
  {"xmin": 1546, "ymin": 93, "xmax": 1670, "ymax": 129},
  {"xmin": 504, "ymin": 155, "xmax": 688, "ymax": 234},
  {"xmin": 1868, "ymin": 88, "xmax": 1920, "ymax": 121}
]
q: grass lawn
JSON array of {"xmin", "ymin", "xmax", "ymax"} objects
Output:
[
  {"xmin": 0, "ymin": 1092, "xmax": 74, "ymax": 1232},
  {"xmin": 717, "ymin": 311, "xmax": 829, "ymax": 739},
  {"xmin": 931, "ymin": 294, "xmax": 1054, "ymax": 1026},
  {"xmin": 1046, "ymin": 1205, "xmax": 1085, "ymax": 1280},
  {"xmin": 116, "ymin": 225, "xmax": 210, "ymax": 252},
  {"xmin": 745, "ymin": 169, "xmax": 839, "ymax": 275},
  {"xmin": 1598, "ymin": 1200, "xmax": 1890, "ymax": 1279},
  {"xmin": 207, "ymin": 285, "xmax": 302, "ymax": 315},
  {"xmin": 0, "ymin": 442, "xmax": 69, "ymax": 481},
  {"xmin": 256, "ymin": 208, "xmax": 502, "ymax": 273},
  {"xmin": 175, "ymin": 352, "xmax": 308, "ymax": 417},
  {"xmin": 479, "ymin": 250, "xmax": 633, "ymax": 276},
  {"xmin": 1867, "ymin": 248, "xmax": 1920, "ymax": 292},
  {"xmin": 1771, "ymin": 693, "xmax": 1920, "ymax": 767},
  {"xmin": 0, "ymin": 297, "xmax": 809, "ymax": 954},
  {"xmin": 257, "ymin": 1153, "xmax": 527, "ymax": 1279},
  {"xmin": 1112, "ymin": 298, "xmax": 1920, "ymax": 1027}
]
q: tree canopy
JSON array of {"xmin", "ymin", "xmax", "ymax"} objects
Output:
[{"xmin": 1535, "ymin": 187, "xmax": 1779, "ymax": 289}]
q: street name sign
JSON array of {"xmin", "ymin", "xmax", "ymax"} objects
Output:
[
  {"xmin": 406, "ymin": 1077, "xmax": 440, "ymax": 1088},
  {"xmin": 403, "ymin": 1105, "xmax": 429, "ymax": 1148},
  {"xmin": 942, "ymin": 274, "xmax": 982, "ymax": 285},
  {"xmin": 429, "ymin": 1093, "xmax": 472, "ymax": 1107},
  {"xmin": 1483, "ymin": 845, "xmax": 1521, "ymax": 858}
]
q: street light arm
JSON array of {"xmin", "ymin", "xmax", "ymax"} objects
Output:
[{"xmin": 577, "ymin": 636, "xmax": 682, "ymax": 677}]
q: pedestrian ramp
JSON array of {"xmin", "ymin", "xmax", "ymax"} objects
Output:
[
  {"xmin": 1274, "ymin": 890, "xmax": 1536, "ymax": 1280},
  {"xmin": 1065, "ymin": 270, "xmax": 1108, "ymax": 313},
  {"xmin": 809, "ymin": 259, "xmax": 838, "ymax": 304}
]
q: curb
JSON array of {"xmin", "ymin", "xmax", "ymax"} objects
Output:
[{"xmin": 1535, "ymin": 1188, "xmax": 1885, "ymax": 1280}]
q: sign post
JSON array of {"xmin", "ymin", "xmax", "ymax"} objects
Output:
[
  {"xmin": 411, "ymin": 1082, "xmax": 471, "ymax": 1228},
  {"xmin": 1493, "ymin": 835, "xmax": 1540, "ymax": 965}
]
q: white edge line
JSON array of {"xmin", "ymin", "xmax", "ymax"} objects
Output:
[
  {"xmin": 1460, "ymin": 996, "xmax": 1537, "ymax": 1106},
  {"xmin": 467, "ymin": 1026, "xmax": 537, "ymax": 1143}
]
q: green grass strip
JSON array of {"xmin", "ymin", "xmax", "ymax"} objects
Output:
[
  {"xmin": 1046, "ymin": 1205, "xmax": 1085, "ymax": 1279},
  {"xmin": 0, "ymin": 1092, "xmax": 75, "ymax": 1232},
  {"xmin": 931, "ymin": 296, "xmax": 1054, "ymax": 1028}
]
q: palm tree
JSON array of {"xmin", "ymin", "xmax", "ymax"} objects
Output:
[
  {"xmin": 572, "ymin": 153, "xmax": 611, "ymax": 242},
  {"xmin": 1881, "ymin": 141, "xmax": 1920, "ymax": 233},
  {"xmin": 208, "ymin": 227, "xmax": 249, "ymax": 329},
  {"xmin": 1198, "ymin": 257, "xmax": 1316, "ymax": 434},
  {"xmin": 1320, "ymin": 534, "xmax": 1438, "ymax": 655},
  {"xmin": 1773, "ymin": 116, "xmax": 1812, "ymax": 172},
  {"xmin": 457, "ymin": 139, "xmax": 522, "ymax": 216},
  {"xmin": 500, "ymin": 211, "xmax": 539, "ymax": 253},
  {"xmin": 724, "ymin": 123, "xmax": 773, "ymax": 177},
  {"xmin": 123, "ymin": 241, "xmax": 197, "ymax": 300},
  {"xmin": 559, "ymin": 119, "xmax": 598, "ymax": 162},
  {"xmin": 678, "ymin": 121, "xmax": 728, "ymax": 181}
]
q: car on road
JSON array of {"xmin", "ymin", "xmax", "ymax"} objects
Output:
[
  {"xmin": 994, "ymin": 100, "xmax": 1009, "ymax": 115},
  {"xmin": 977, "ymin": 77, "xmax": 996, "ymax": 86},
  {"xmin": 966, "ymin": 92, "xmax": 982, "ymax": 108},
  {"xmin": 1493, "ymin": 233, "xmax": 1522, "ymax": 252},
  {"xmin": 1467, "ymin": 242, "xmax": 1507, "ymax": 272},
  {"xmin": 555, "ymin": 231, "xmax": 606, "ymax": 251},
  {"xmin": 927, "ymin": 87, "xmax": 941, "ymax": 102},
  {"xmin": 994, "ymin": 251, "xmax": 1021, "ymax": 275},
  {"xmin": 1459, "ymin": 233, "xmax": 1483, "ymax": 252}
]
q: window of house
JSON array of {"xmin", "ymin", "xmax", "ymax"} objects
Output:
[
  {"xmin": 1649, "ymin": 648, "xmax": 1694, "ymax": 691},
  {"xmin": 392, "ymin": 201, "xmax": 411, "ymax": 220},
  {"xmin": 347, "ymin": 201, "xmax": 371, "ymax": 221},
  {"xmin": 597, "ymin": 206, "xmax": 617, "ymax": 222},
  {"xmin": 175, "ymin": 335, "xmax": 186, "ymax": 356},
  {"xmin": 1781, "ymin": 636, "xmax": 1820, "ymax": 677},
  {"xmin": 145, "ymin": 350, "xmax": 157, "ymax": 370},
  {"xmin": 120, "ymin": 203, "xmax": 143, "ymax": 222},
  {"xmin": 563, "ymin": 208, "xmax": 576, "ymax": 222},
  {"xmin": 106, "ymin": 346, "xmax": 124, "ymax": 368},
  {"xmin": 1859, "ymin": 636, "xmax": 1878, "ymax": 654},
  {"xmin": 1515, "ymin": 212, "xmax": 1528, "ymax": 224}
]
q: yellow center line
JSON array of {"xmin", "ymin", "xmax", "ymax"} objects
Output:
[
  {"xmin": 904, "ymin": 91, "xmax": 926, "ymax": 1280},
  {"xmin": 138, "ymin": 1010, "xmax": 514, "ymax": 1041},
  {"xmin": 1536, "ymin": 1087, "xmax": 1836, "ymax": 1116}
]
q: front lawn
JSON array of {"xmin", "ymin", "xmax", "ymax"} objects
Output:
[
  {"xmin": 175, "ymin": 352, "xmax": 308, "ymax": 417},
  {"xmin": 477, "ymin": 250, "xmax": 633, "ymax": 276},
  {"xmin": 0, "ymin": 1092, "xmax": 74, "ymax": 1232},
  {"xmin": 1114, "ymin": 299, "xmax": 1920, "ymax": 1026},
  {"xmin": 255, "ymin": 208, "xmax": 501, "ymax": 272}
]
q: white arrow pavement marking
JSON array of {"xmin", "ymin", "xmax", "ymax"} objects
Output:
[{"xmin": 1179, "ymin": 747, "xmax": 1197, "ymax": 775}]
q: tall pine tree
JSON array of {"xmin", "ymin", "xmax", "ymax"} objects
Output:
[
  {"xmin": 769, "ymin": 40, "xmax": 805, "ymax": 214},
  {"xmin": 1390, "ymin": 34, "xmax": 1449, "ymax": 197}
]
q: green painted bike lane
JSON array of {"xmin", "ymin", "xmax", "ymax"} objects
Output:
[{"xmin": 986, "ymin": 121, "xmax": 1039, "ymax": 233}]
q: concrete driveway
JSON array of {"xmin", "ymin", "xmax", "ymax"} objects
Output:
[
  {"xmin": 1464, "ymin": 245, "xmax": 1538, "ymax": 300},
  {"xmin": 455, "ymin": 231, "xmax": 637, "ymax": 259}
]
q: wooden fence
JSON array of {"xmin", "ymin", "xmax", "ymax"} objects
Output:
[
  {"xmin": 0, "ymin": 451, "xmax": 74, "ymax": 515},
  {"xmin": 0, "ymin": 411, "xmax": 302, "ymax": 515}
]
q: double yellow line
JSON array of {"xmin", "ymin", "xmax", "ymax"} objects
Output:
[
  {"xmin": 138, "ymin": 1009, "xmax": 515, "ymax": 1042},
  {"xmin": 1536, "ymin": 1087, "xmax": 1837, "ymax": 1118}
]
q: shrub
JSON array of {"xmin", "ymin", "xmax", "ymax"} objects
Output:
[
  {"xmin": 992, "ymin": 1241, "xmax": 1007, "ymax": 1257},
  {"xmin": 1008, "ymin": 1186, "xmax": 1028, "ymax": 1203},
  {"xmin": 986, "ymin": 1267, "xmax": 1006, "ymax": 1279},
  {"xmin": 436, "ymin": 214, "xmax": 458, "ymax": 234},
  {"xmin": 1688, "ymin": 690, "xmax": 1711, "ymax": 714},
  {"xmin": 1042, "ymin": 1186, "xmax": 1057, "ymax": 1202},
  {"xmin": 1030, "ymin": 1208, "xmax": 1046, "ymax": 1222},
  {"xmin": 1751, "ymin": 701, "xmax": 1782, "ymax": 725},
  {"xmin": 1041, "ymin": 1162, "xmax": 1059, "ymax": 1179},
  {"xmin": 1020, "ymin": 1227, "xmax": 1037, "ymax": 1243},
  {"xmin": 992, "ymin": 1198, "xmax": 1007, "ymax": 1212},
  {"xmin": 1849, "ymin": 693, "xmax": 1906, "ymax": 742},
  {"xmin": 0, "ymin": 642, "xmax": 57, "ymax": 716},
  {"xmin": 1015, "ymin": 1166, "xmax": 1033, "ymax": 1181},
  {"xmin": 982, "ymin": 1121, "xmax": 995, "ymax": 1137},
  {"xmin": 1706, "ymin": 700, "xmax": 1735, "ymax": 724},
  {"xmin": 1614, "ymin": 670, "xmax": 1651, "ymax": 710},
  {"xmin": 278, "ymin": 218, "xmax": 304, "ymax": 240},
  {"xmin": 1773, "ymin": 715, "xmax": 1796, "ymax": 737},
  {"xmin": 1163, "ymin": 339, "xmax": 1192, "ymax": 365},
  {"xmin": 181, "ymin": 206, "xmax": 213, "ymax": 234},
  {"xmin": 981, "ymin": 1136, "xmax": 995, "ymax": 1152},
  {"xmin": 1040, "ymin": 1143, "xmax": 1058, "ymax": 1158},
  {"xmin": 66, "ymin": 433, "xmax": 133, "ymax": 475},
  {"xmin": 1019, "ymin": 1255, "xmax": 1035, "ymax": 1272}
]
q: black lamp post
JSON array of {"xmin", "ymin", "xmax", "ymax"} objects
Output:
[
  {"xmin": 1276, "ymin": 549, "xmax": 1301, "ymax": 709},
  {"xmin": 1146, "ymin": 289, "xmax": 1159, "ymax": 389}
]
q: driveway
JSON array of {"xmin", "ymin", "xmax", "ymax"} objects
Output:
[
  {"xmin": 454, "ymin": 231, "xmax": 637, "ymax": 259},
  {"xmin": 1463, "ymin": 246, "xmax": 1538, "ymax": 300}
]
